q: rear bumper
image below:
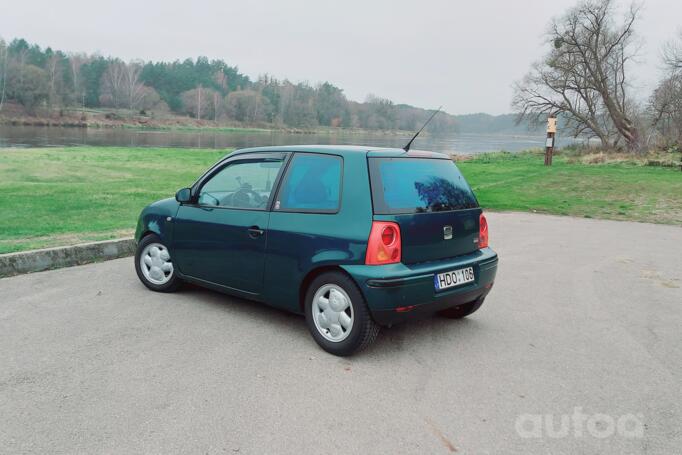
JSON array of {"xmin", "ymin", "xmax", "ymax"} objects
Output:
[{"xmin": 342, "ymin": 248, "xmax": 498, "ymax": 325}]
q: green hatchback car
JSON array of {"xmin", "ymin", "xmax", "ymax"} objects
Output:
[{"xmin": 135, "ymin": 145, "xmax": 498, "ymax": 356}]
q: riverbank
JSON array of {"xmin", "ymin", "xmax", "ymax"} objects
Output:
[
  {"xmin": 0, "ymin": 107, "xmax": 413, "ymax": 136},
  {"xmin": 1, "ymin": 146, "xmax": 680, "ymax": 254}
]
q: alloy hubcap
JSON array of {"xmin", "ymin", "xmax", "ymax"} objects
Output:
[
  {"xmin": 140, "ymin": 243, "xmax": 173, "ymax": 285},
  {"xmin": 312, "ymin": 284, "xmax": 354, "ymax": 342}
]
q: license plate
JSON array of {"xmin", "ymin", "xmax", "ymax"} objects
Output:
[{"xmin": 434, "ymin": 267, "xmax": 475, "ymax": 291}]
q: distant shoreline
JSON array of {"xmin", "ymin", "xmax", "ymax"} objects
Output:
[
  {"xmin": 0, "ymin": 103, "xmax": 543, "ymax": 137},
  {"xmin": 0, "ymin": 116, "xmax": 549, "ymax": 138},
  {"xmin": 0, "ymin": 111, "xmax": 417, "ymax": 136}
]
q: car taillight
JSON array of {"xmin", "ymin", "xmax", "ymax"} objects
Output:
[
  {"xmin": 365, "ymin": 221, "xmax": 401, "ymax": 265},
  {"xmin": 479, "ymin": 213, "xmax": 489, "ymax": 249}
]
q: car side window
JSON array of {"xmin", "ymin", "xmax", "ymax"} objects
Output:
[
  {"xmin": 198, "ymin": 158, "xmax": 284, "ymax": 209},
  {"xmin": 275, "ymin": 154, "xmax": 342, "ymax": 213}
]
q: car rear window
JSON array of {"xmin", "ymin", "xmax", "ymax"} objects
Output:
[{"xmin": 368, "ymin": 157, "xmax": 478, "ymax": 214}]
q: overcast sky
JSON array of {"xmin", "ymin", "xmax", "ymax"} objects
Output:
[{"xmin": 1, "ymin": 0, "xmax": 680, "ymax": 114}]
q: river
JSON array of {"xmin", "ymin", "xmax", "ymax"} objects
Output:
[{"xmin": 0, "ymin": 125, "xmax": 570, "ymax": 154}]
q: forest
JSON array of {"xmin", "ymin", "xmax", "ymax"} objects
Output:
[{"xmin": 0, "ymin": 37, "xmax": 459, "ymax": 132}]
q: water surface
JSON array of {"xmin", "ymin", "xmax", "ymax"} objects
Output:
[{"xmin": 0, "ymin": 125, "xmax": 570, "ymax": 154}]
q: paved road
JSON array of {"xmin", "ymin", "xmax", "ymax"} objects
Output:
[{"xmin": 1, "ymin": 213, "xmax": 680, "ymax": 454}]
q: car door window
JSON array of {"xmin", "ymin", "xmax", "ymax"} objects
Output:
[
  {"xmin": 198, "ymin": 159, "xmax": 284, "ymax": 209},
  {"xmin": 275, "ymin": 154, "xmax": 342, "ymax": 213}
]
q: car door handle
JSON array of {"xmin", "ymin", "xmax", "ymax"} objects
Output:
[{"xmin": 248, "ymin": 226, "xmax": 265, "ymax": 238}]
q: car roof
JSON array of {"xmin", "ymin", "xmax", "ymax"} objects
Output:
[{"xmin": 229, "ymin": 145, "xmax": 449, "ymax": 159}]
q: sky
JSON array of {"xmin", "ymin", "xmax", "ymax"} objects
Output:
[{"xmin": 1, "ymin": 0, "xmax": 680, "ymax": 115}]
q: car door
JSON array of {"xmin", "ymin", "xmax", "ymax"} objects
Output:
[
  {"xmin": 172, "ymin": 152, "xmax": 287, "ymax": 295},
  {"xmin": 263, "ymin": 152, "xmax": 347, "ymax": 311}
]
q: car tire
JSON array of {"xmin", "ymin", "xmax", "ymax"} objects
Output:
[
  {"xmin": 438, "ymin": 297, "xmax": 485, "ymax": 319},
  {"xmin": 135, "ymin": 234, "xmax": 181, "ymax": 292},
  {"xmin": 304, "ymin": 271, "xmax": 379, "ymax": 356}
]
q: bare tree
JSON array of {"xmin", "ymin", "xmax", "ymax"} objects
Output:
[
  {"xmin": 100, "ymin": 61, "xmax": 125, "ymax": 107},
  {"xmin": 513, "ymin": 0, "xmax": 641, "ymax": 149},
  {"xmin": 69, "ymin": 53, "xmax": 86, "ymax": 106},
  {"xmin": 214, "ymin": 69, "xmax": 228, "ymax": 93},
  {"xmin": 225, "ymin": 89, "xmax": 271, "ymax": 123},
  {"xmin": 100, "ymin": 61, "xmax": 146, "ymax": 112},
  {"xmin": 650, "ymin": 73, "xmax": 682, "ymax": 141},
  {"xmin": 213, "ymin": 91, "xmax": 219, "ymax": 121},
  {"xmin": 662, "ymin": 30, "xmax": 682, "ymax": 71},
  {"xmin": 513, "ymin": 61, "xmax": 614, "ymax": 147},
  {"xmin": 6, "ymin": 63, "xmax": 49, "ymax": 113},
  {"xmin": 123, "ymin": 61, "xmax": 145, "ymax": 112},
  {"xmin": 0, "ymin": 38, "xmax": 7, "ymax": 112},
  {"xmin": 650, "ymin": 32, "xmax": 682, "ymax": 145},
  {"xmin": 180, "ymin": 86, "xmax": 220, "ymax": 120},
  {"xmin": 46, "ymin": 54, "xmax": 61, "ymax": 110},
  {"xmin": 196, "ymin": 85, "xmax": 202, "ymax": 120},
  {"xmin": 276, "ymin": 81, "xmax": 294, "ymax": 126}
]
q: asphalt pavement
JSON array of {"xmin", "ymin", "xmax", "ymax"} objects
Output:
[{"xmin": 1, "ymin": 212, "xmax": 680, "ymax": 454}]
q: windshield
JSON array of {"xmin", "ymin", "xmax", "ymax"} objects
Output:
[{"xmin": 368, "ymin": 158, "xmax": 478, "ymax": 214}]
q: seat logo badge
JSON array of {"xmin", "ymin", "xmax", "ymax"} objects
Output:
[{"xmin": 443, "ymin": 225, "xmax": 453, "ymax": 240}]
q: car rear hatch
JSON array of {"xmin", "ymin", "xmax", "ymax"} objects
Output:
[{"xmin": 367, "ymin": 154, "xmax": 481, "ymax": 264}]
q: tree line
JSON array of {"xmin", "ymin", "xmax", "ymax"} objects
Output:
[
  {"xmin": 512, "ymin": 0, "xmax": 682, "ymax": 150},
  {"xmin": 0, "ymin": 38, "xmax": 456, "ymax": 132}
]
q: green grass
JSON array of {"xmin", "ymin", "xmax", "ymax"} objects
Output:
[
  {"xmin": 0, "ymin": 147, "xmax": 680, "ymax": 254},
  {"xmin": 457, "ymin": 151, "xmax": 682, "ymax": 224},
  {"xmin": 0, "ymin": 147, "xmax": 227, "ymax": 254}
]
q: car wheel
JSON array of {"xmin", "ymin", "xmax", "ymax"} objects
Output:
[
  {"xmin": 438, "ymin": 297, "xmax": 485, "ymax": 319},
  {"xmin": 305, "ymin": 271, "xmax": 379, "ymax": 356},
  {"xmin": 135, "ymin": 234, "xmax": 181, "ymax": 292}
]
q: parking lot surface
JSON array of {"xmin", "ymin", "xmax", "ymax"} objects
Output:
[{"xmin": 1, "ymin": 212, "xmax": 680, "ymax": 454}]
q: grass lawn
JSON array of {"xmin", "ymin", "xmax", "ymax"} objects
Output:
[
  {"xmin": 0, "ymin": 147, "xmax": 227, "ymax": 254},
  {"xmin": 457, "ymin": 151, "xmax": 682, "ymax": 225},
  {"xmin": 0, "ymin": 147, "xmax": 680, "ymax": 254}
]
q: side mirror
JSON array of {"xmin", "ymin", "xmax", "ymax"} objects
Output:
[{"xmin": 175, "ymin": 188, "xmax": 192, "ymax": 203}]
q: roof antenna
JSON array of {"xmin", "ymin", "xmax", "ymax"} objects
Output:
[{"xmin": 402, "ymin": 106, "xmax": 442, "ymax": 153}]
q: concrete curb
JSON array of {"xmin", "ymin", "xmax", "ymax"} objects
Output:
[{"xmin": 0, "ymin": 238, "xmax": 136, "ymax": 278}]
